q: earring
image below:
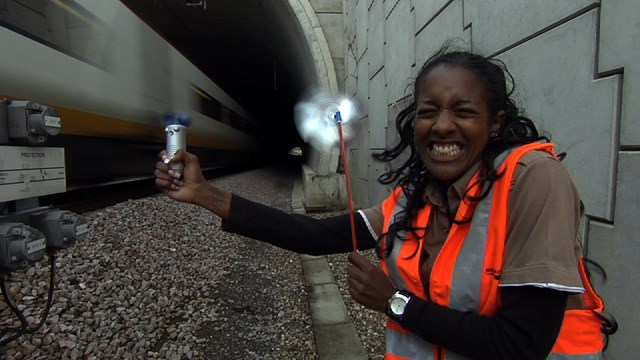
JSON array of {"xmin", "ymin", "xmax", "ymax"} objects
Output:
[{"xmin": 489, "ymin": 131, "xmax": 499, "ymax": 139}]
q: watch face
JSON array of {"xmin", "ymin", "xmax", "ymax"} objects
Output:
[{"xmin": 390, "ymin": 296, "xmax": 406, "ymax": 314}]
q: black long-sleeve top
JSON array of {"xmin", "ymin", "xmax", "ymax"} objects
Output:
[{"xmin": 222, "ymin": 195, "xmax": 568, "ymax": 360}]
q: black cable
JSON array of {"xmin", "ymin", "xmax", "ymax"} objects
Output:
[
  {"xmin": 0, "ymin": 273, "xmax": 29, "ymax": 344},
  {"xmin": 0, "ymin": 253, "xmax": 57, "ymax": 346}
]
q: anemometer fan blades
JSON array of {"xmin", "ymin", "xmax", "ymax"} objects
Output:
[{"xmin": 294, "ymin": 89, "xmax": 360, "ymax": 152}]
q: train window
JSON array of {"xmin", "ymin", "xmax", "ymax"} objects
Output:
[
  {"xmin": 191, "ymin": 85, "xmax": 254, "ymax": 134},
  {"xmin": 192, "ymin": 85, "xmax": 223, "ymax": 123},
  {"xmin": 0, "ymin": 0, "xmax": 107, "ymax": 67}
]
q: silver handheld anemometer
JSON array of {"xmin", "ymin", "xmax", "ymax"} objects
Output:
[{"xmin": 162, "ymin": 112, "xmax": 192, "ymax": 177}]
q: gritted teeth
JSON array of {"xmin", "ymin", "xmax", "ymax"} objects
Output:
[{"xmin": 431, "ymin": 143, "xmax": 462, "ymax": 156}]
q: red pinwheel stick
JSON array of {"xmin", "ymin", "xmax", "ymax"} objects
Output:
[{"xmin": 335, "ymin": 111, "xmax": 358, "ymax": 252}]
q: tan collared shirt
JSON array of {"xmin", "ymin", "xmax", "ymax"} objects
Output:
[{"xmin": 361, "ymin": 150, "xmax": 584, "ymax": 298}]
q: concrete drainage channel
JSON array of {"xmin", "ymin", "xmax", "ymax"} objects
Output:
[
  {"xmin": 292, "ymin": 179, "xmax": 369, "ymax": 360},
  {"xmin": 300, "ymin": 255, "xmax": 369, "ymax": 359}
]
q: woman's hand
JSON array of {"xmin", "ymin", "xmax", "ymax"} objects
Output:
[
  {"xmin": 347, "ymin": 251, "xmax": 396, "ymax": 313},
  {"xmin": 155, "ymin": 149, "xmax": 207, "ymax": 204},
  {"xmin": 155, "ymin": 149, "xmax": 232, "ymax": 219}
]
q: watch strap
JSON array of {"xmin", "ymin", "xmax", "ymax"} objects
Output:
[{"xmin": 387, "ymin": 289, "xmax": 413, "ymax": 322}]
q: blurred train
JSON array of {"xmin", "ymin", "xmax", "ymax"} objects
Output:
[
  {"xmin": 0, "ymin": 0, "xmax": 265, "ymax": 192},
  {"xmin": 0, "ymin": 0, "xmax": 266, "ymax": 271}
]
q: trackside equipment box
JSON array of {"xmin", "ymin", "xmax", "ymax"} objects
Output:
[{"xmin": 0, "ymin": 146, "xmax": 66, "ymax": 202}]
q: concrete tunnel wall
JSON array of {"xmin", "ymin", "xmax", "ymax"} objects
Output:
[
  {"xmin": 285, "ymin": 0, "xmax": 639, "ymax": 357},
  {"xmin": 340, "ymin": 1, "xmax": 639, "ymax": 358}
]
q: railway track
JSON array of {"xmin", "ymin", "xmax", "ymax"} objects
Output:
[{"xmin": 39, "ymin": 165, "xmax": 255, "ymax": 214}]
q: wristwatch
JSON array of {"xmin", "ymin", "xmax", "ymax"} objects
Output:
[{"xmin": 387, "ymin": 289, "xmax": 413, "ymax": 322}]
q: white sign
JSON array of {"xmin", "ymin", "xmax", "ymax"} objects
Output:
[{"xmin": 0, "ymin": 146, "xmax": 66, "ymax": 202}]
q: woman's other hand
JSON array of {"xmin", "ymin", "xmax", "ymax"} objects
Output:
[{"xmin": 347, "ymin": 251, "xmax": 396, "ymax": 313}]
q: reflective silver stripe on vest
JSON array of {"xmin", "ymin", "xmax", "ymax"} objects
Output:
[
  {"xmin": 386, "ymin": 193, "xmax": 409, "ymax": 289},
  {"xmin": 386, "ymin": 194, "xmax": 436, "ymax": 358},
  {"xmin": 448, "ymin": 185, "xmax": 493, "ymax": 311},
  {"xmin": 388, "ymin": 324, "xmax": 471, "ymax": 360},
  {"xmin": 387, "ymin": 327, "xmax": 434, "ymax": 359},
  {"xmin": 446, "ymin": 149, "xmax": 512, "ymax": 312}
]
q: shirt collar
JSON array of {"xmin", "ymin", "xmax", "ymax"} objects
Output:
[{"xmin": 423, "ymin": 162, "xmax": 483, "ymax": 213}]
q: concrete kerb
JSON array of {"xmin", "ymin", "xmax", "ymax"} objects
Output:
[{"xmin": 292, "ymin": 179, "xmax": 368, "ymax": 360}]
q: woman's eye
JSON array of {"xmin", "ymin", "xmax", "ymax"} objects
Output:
[
  {"xmin": 454, "ymin": 109, "xmax": 477, "ymax": 118},
  {"xmin": 417, "ymin": 109, "xmax": 438, "ymax": 118}
]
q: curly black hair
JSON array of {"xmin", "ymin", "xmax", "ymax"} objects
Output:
[{"xmin": 374, "ymin": 46, "xmax": 548, "ymax": 258}]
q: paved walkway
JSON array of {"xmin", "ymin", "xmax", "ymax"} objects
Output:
[{"xmin": 291, "ymin": 179, "xmax": 369, "ymax": 360}]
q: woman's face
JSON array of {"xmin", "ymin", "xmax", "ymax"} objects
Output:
[{"xmin": 413, "ymin": 65, "xmax": 503, "ymax": 181}]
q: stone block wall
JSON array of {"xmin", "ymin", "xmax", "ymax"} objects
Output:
[{"xmin": 343, "ymin": 1, "xmax": 639, "ymax": 356}]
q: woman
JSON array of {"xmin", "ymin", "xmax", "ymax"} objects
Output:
[{"xmin": 155, "ymin": 49, "xmax": 609, "ymax": 359}]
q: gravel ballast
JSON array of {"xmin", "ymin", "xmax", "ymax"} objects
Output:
[{"xmin": 0, "ymin": 167, "xmax": 386, "ymax": 359}]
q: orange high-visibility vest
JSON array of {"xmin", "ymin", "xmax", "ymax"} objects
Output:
[{"xmin": 381, "ymin": 142, "xmax": 607, "ymax": 360}]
